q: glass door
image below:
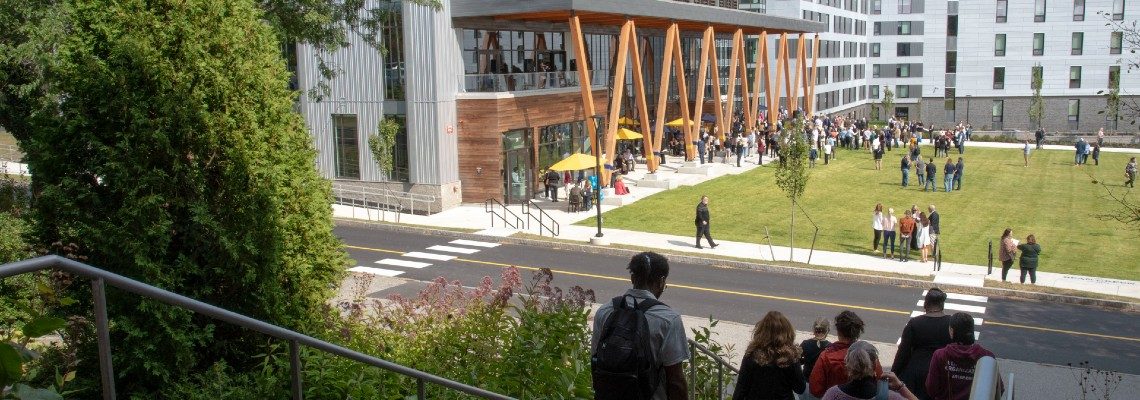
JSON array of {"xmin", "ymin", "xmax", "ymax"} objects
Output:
[{"xmin": 502, "ymin": 129, "xmax": 531, "ymax": 204}]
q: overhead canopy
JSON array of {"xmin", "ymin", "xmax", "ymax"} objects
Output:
[
  {"xmin": 452, "ymin": 0, "xmax": 826, "ymax": 34},
  {"xmin": 548, "ymin": 153, "xmax": 606, "ymax": 171},
  {"xmin": 616, "ymin": 128, "xmax": 643, "ymax": 140}
]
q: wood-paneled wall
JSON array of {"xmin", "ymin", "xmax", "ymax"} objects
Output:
[{"xmin": 457, "ymin": 89, "xmax": 609, "ymax": 203}]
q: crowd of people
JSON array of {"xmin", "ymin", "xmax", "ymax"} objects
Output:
[
  {"xmin": 872, "ymin": 204, "xmax": 940, "ymax": 263},
  {"xmin": 591, "ymin": 252, "xmax": 999, "ymax": 400}
]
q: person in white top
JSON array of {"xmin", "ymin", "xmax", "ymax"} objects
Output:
[
  {"xmin": 872, "ymin": 203, "xmax": 885, "ymax": 252},
  {"xmin": 881, "ymin": 208, "xmax": 898, "ymax": 259}
]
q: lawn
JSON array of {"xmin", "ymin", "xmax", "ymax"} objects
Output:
[{"xmin": 585, "ymin": 143, "xmax": 1140, "ymax": 280}]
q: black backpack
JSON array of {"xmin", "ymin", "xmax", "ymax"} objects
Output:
[{"xmin": 591, "ymin": 295, "xmax": 663, "ymax": 400}]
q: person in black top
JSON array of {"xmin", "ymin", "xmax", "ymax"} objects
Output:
[
  {"xmin": 892, "ymin": 288, "xmax": 952, "ymax": 400},
  {"xmin": 733, "ymin": 311, "xmax": 806, "ymax": 400},
  {"xmin": 544, "ymin": 169, "xmax": 560, "ymax": 202},
  {"xmin": 1034, "ymin": 128, "xmax": 1045, "ymax": 150},
  {"xmin": 800, "ymin": 318, "xmax": 831, "ymax": 400},
  {"xmin": 695, "ymin": 195, "xmax": 718, "ymax": 249}
]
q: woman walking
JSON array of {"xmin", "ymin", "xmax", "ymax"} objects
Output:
[
  {"xmin": 998, "ymin": 228, "xmax": 1017, "ymax": 282},
  {"xmin": 733, "ymin": 311, "xmax": 806, "ymax": 400},
  {"xmin": 873, "ymin": 204, "xmax": 885, "ymax": 252},
  {"xmin": 1016, "ymin": 234, "xmax": 1041, "ymax": 284}
]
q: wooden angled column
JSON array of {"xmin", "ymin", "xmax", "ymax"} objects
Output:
[
  {"xmin": 691, "ymin": 26, "xmax": 714, "ymax": 144},
  {"xmin": 806, "ymin": 34, "xmax": 821, "ymax": 117},
  {"xmin": 568, "ymin": 15, "xmax": 601, "ymax": 181},
  {"xmin": 601, "ymin": 20, "xmax": 632, "ymax": 186},
  {"xmin": 627, "ymin": 21, "xmax": 657, "ymax": 172},
  {"xmin": 652, "ymin": 24, "xmax": 678, "ymax": 163}
]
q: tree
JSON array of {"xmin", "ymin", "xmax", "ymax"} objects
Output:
[
  {"xmin": 6, "ymin": 0, "xmax": 348, "ymax": 394},
  {"xmin": 1029, "ymin": 67, "xmax": 1045, "ymax": 129},
  {"xmin": 880, "ymin": 86, "xmax": 895, "ymax": 120},
  {"xmin": 369, "ymin": 116, "xmax": 402, "ymax": 180},
  {"xmin": 774, "ymin": 118, "xmax": 810, "ymax": 261}
]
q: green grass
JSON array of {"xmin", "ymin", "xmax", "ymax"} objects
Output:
[{"xmin": 583, "ymin": 144, "xmax": 1140, "ymax": 280}]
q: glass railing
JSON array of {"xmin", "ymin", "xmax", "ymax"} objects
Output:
[{"xmin": 460, "ymin": 70, "xmax": 608, "ymax": 93}]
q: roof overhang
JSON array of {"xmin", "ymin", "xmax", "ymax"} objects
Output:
[{"xmin": 451, "ymin": 0, "xmax": 826, "ymax": 35}]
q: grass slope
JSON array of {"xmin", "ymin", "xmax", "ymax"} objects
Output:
[{"xmin": 586, "ymin": 144, "xmax": 1140, "ymax": 280}]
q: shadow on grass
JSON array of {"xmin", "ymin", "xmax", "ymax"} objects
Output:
[{"xmin": 667, "ymin": 239, "xmax": 697, "ymax": 248}]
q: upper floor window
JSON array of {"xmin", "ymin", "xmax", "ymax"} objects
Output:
[
  {"xmin": 993, "ymin": 67, "xmax": 1006, "ymax": 89},
  {"xmin": 1033, "ymin": 33, "xmax": 1045, "ymax": 56},
  {"xmin": 1072, "ymin": 32, "xmax": 1084, "ymax": 55},
  {"xmin": 874, "ymin": 22, "xmax": 881, "ymax": 35},
  {"xmin": 1070, "ymin": 66, "xmax": 1082, "ymax": 88},
  {"xmin": 995, "ymin": 34, "xmax": 1007, "ymax": 56},
  {"xmin": 1111, "ymin": 32, "xmax": 1123, "ymax": 55},
  {"xmin": 871, "ymin": 42, "xmax": 881, "ymax": 57},
  {"xmin": 1035, "ymin": 0, "xmax": 1047, "ymax": 21},
  {"xmin": 1113, "ymin": 0, "xmax": 1125, "ymax": 20},
  {"xmin": 1073, "ymin": 0, "xmax": 1085, "ymax": 20},
  {"xmin": 898, "ymin": 21, "xmax": 912, "ymax": 35},
  {"xmin": 897, "ymin": 64, "xmax": 911, "ymax": 77},
  {"xmin": 997, "ymin": 0, "xmax": 1008, "ymax": 22},
  {"xmin": 899, "ymin": 0, "xmax": 913, "ymax": 13},
  {"xmin": 897, "ymin": 85, "xmax": 910, "ymax": 98}
]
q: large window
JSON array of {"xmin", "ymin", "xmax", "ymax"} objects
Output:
[
  {"xmin": 1073, "ymin": 0, "xmax": 1085, "ymax": 20},
  {"xmin": 1070, "ymin": 66, "xmax": 1082, "ymax": 88},
  {"xmin": 993, "ymin": 67, "xmax": 1006, "ymax": 89},
  {"xmin": 947, "ymin": 16, "xmax": 958, "ymax": 36},
  {"xmin": 897, "ymin": 43, "xmax": 914, "ymax": 56},
  {"xmin": 997, "ymin": 0, "xmax": 1008, "ymax": 22},
  {"xmin": 873, "ymin": 64, "xmax": 881, "ymax": 78},
  {"xmin": 1111, "ymin": 32, "xmax": 1123, "ymax": 54},
  {"xmin": 897, "ymin": 21, "xmax": 912, "ymax": 35},
  {"xmin": 992, "ymin": 100, "xmax": 1004, "ymax": 122},
  {"xmin": 333, "ymin": 115, "xmax": 361, "ymax": 180},
  {"xmin": 871, "ymin": 42, "xmax": 881, "ymax": 57},
  {"xmin": 1072, "ymin": 32, "xmax": 1084, "ymax": 55},
  {"xmin": 1109, "ymin": 66, "xmax": 1121, "ymax": 89},
  {"xmin": 897, "ymin": 64, "xmax": 911, "ymax": 77},
  {"xmin": 874, "ymin": 22, "xmax": 881, "ymax": 35},
  {"xmin": 1113, "ymin": 0, "xmax": 1125, "ymax": 20},
  {"xmin": 946, "ymin": 51, "xmax": 957, "ymax": 73},
  {"xmin": 872, "ymin": 0, "xmax": 882, "ymax": 14},
  {"xmin": 1068, "ymin": 99, "xmax": 1080, "ymax": 122},
  {"xmin": 1035, "ymin": 0, "xmax": 1047, "ymax": 21},
  {"xmin": 870, "ymin": 85, "xmax": 880, "ymax": 99},
  {"xmin": 380, "ymin": 10, "xmax": 405, "ymax": 100},
  {"xmin": 1031, "ymin": 66, "xmax": 1044, "ymax": 89},
  {"xmin": 1033, "ymin": 33, "xmax": 1045, "ymax": 56},
  {"xmin": 897, "ymin": 85, "xmax": 910, "ymax": 98},
  {"xmin": 899, "ymin": 0, "xmax": 912, "ymax": 13},
  {"xmin": 995, "ymin": 34, "xmax": 1007, "ymax": 56}
]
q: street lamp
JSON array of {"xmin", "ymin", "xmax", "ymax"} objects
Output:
[
  {"xmin": 593, "ymin": 116, "xmax": 604, "ymax": 238},
  {"xmin": 965, "ymin": 95, "xmax": 972, "ymax": 126}
]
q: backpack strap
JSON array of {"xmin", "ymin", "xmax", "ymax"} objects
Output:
[{"xmin": 612, "ymin": 295, "xmax": 664, "ymax": 312}]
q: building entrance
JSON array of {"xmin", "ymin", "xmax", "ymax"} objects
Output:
[{"xmin": 502, "ymin": 129, "xmax": 532, "ymax": 204}]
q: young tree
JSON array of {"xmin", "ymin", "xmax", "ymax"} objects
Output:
[
  {"xmin": 369, "ymin": 116, "xmax": 402, "ymax": 179},
  {"xmin": 881, "ymin": 86, "xmax": 895, "ymax": 120},
  {"xmin": 5, "ymin": 0, "xmax": 348, "ymax": 393},
  {"xmin": 1028, "ymin": 68, "xmax": 1045, "ymax": 129},
  {"xmin": 774, "ymin": 118, "xmax": 811, "ymax": 261}
]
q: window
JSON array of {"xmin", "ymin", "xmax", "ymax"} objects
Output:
[
  {"xmin": 897, "ymin": 43, "xmax": 912, "ymax": 56},
  {"xmin": 947, "ymin": 16, "xmax": 958, "ymax": 36},
  {"xmin": 995, "ymin": 34, "xmax": 1006, "ymax": 56},
  {"xmin": 946, "ymin": 51, "xmax": 957, "ymax": 73},
  {"xmin": 870, "ymin": 85, "xmax": 880, "ymax": 99},
  {"xmin": 1068, "ymin": 99, "xmax": 1080, "ymax": 122},
  {"xmin": 1033, "ymin": 33, "xmax": 1045, "ymax": 56},
  {"xmin": 333, "ymin": 114, "xmax": 361, "ymax": 180},
  {"xmin": 874, "ymin": 22, "xmax": 881, "ymax": 35},
  {"xmin": 1035, "ymin": 0, "xmax": 1047, "ymax": 21},
  {"xmin": 872, "ymin": 0, "xmax": 882, "ymax": 14},
  {"xmin": 992, "ymin": 100, "xmax": 1004, "ymax": 122},
  {"xmin": 897, "ymin": 64, "xmax": 911, "ymax": 77},
  {"xmin": 897, "ymin": 85, "xmax": 910, "ymax": 98},
  {"xmin": 1072, "ymin": 32, "xmax": 1084, "ymax": 55},
  {"xmin": 871, "ymin": 43, "xmax": 881, "ymax": 57},
  {"xmin": 1109, "ymin": 66, "xmax": 1121, "ymax": 89},
  {"xmin": 1031, "ymin": 66, "xmax": 1043, "ymax": 89},
  {"xmin": 873, "ymin": 64, "xmax": 881, "ymax": 78},
  {"xmin": 1113, "ymin": 0, "xmax": 1125, "ymax": 20},
  {"xmin": 993, "ymin": 67, "xmax": 1005, "ymax": 89},
  {"xmin": 898, "ymin": 22, "xmax": 911, "ymax": 35},
  {"xmin": 899, "ymin": 0, "xmax": 912, "ymax": 13},
  {"xmin": 1069, "ymin": 66, "xmax": 1082, "ymax": 88},
  {"xmin": 1073, "ymin": 0, "xmax": 1085, "ymax": 20},
  {"xmin": 997, "ymin": 0, "xmax": 1008, "ymax": 22},
  {"xmin": 1111, "ymin": 32, "xmax": 1123, "ymax": 55}
]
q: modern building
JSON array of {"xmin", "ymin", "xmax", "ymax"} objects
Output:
[
  {"xmin": 750, "ymin": 0, "xmax": 1138, "ymax": 131},
  {"xmin": 292, "ymin": 0, "xmax": 823, "ymax": 212}
]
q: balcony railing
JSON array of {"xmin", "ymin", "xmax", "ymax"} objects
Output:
[{"xmin": 460, "ymin": 70, "xmax": 608, "ymax": 93}]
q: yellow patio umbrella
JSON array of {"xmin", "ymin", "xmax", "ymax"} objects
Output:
[
  {"xmin": 616, "ymin": 128, "xmax": 644, "ymax": 140},
  {"xmin": 664, "ymin": 118, "xmax": 687, "ymax": 127},
  {"xmin": 617, "ymin": 117, "xmax": 639, "ymax": 125},
  {"xmin": 547, "ymin": 153, "xmax": 606, "ymax": 171}
]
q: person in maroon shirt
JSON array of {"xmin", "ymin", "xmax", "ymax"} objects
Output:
[{"xmin": 926, "ymin": 313, "xmax": 1000, "ymax": 400}]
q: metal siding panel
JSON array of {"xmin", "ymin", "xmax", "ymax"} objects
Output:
[{"xmin": 403, "ymin": 0, "xmax": 461, "ymax": 185}]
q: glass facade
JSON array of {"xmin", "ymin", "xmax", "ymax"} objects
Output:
[{"xmin": 333, "ymin": 115, "xmax": 361, "ymax": 180}]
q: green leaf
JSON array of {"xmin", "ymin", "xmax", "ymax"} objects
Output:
[
  {"xmin": 21, "ymin": 316, "xmax": 66, "ymax": 338},
  {"xmin": 58, "ymin": 297, "xmax": 77, "ymax": 306},
  {"xmin": 0, "ymin": 342, "xmax": 24, "ymax": 387},
  {"xmin": 9, "ymin": 383, "xmax": 65, "ymax": 400}
]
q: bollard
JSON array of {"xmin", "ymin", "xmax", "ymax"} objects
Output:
[{"xmin": 987, "ymin": 240, "xmax": 994, "ymax": 275}]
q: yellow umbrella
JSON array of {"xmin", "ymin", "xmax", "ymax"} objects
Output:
[
  {"xmin": 664, "ymin": 118, "xmax": 687, "ymax": 127},
  {"xmin": 547, "ymin": 153, "xmax": 606, "ymax": 171},
  {"xmin": 616, "ymin": 128, "xmax": 644, "ymax": 140},
  {"xmin": 617, "ymin": 117, "xmax": 639, "ymax": 125}
]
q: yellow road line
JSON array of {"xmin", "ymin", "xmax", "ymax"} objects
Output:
[{"xmin": 344, "ymin": 244, "xmax": 1140, "ymax": 343}]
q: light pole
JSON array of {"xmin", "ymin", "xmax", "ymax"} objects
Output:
[
  {"xmin": 965, "ymin": 95, "xmax": 972, "ymax": 126},
  {"xmin": 593, "ymin": 117, "xmax": 604, "ymax": 238}
]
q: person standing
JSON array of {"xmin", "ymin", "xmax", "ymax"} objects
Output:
[
  {"xmin": 873, "ymin": 140, "xmax": 884, "ymax": 170},
  {"xmin": 1016, "ymin": 235, "xmax": 1041, "ymax": 284},
  {"xmin": 591, "ymin": 252, "xmax": 690, "ymax": 400},
  {"xmin": 1126, "ymin": 157, "xmax": 1137, "ymax": 187},
  {"xmin": 809, "ymin": 311, "xmax": 884, "ymax": 398},
  {"xmin": 544, "ymin": 169, "xmax": 561, "ymax": 202},
  {"xmin": 697, "ymin": 133, "xmax": 708, "ymax": 164},
  {"xmin": 925, "ymin": 313, "xmax": 1000, "ymax": 400},
  {"xmin": 1023, "ymin": 140, "xmax": 1031, "ymax": 167},
  {"xmin": 882, "ymin": 209, "xmax": 898, "ymax": 259},
  {"xmin": 800, "ymin": 318, "xmax": 831, "ymax": 400},
  {"xmin": 898, "ymin": 210, "xmax": 916, "ymax": 262},
  {"xmin": 953, "ymin": 158, "xmax": 964, "ymax": 190},
  {"xmin": 820, "ymin": 342, "xmax": 917, "ymax": 400},
  {"xmin": 872, "ymin": 204, "xmax": 885, "ymax": 252},
  {"xmin": 892, "ymin": 289, "xmax": 952, "ymax": 400},
  {"xmin": 916, "ymin": 157, "xmax": 926, "ymax": 186},
  {"xmin": 927, "ymin": 205, "xmax": 940, "ymax": 250},
  {"xmin": 900, "ymin": 154, "xmax": 912, "ymax": 188},
  {"xmin": 1034, "ymin": 128, "xmax": 1045, "ymax": 149},
  {"xmin": 943, "ymin": 158, "xmax": 956, "ymax": 193},
  {"xmin": 998, "ymin": 228, "xmax": 1017, "ymax": 282},
  {"xmin": 732, "ymin": 311, "xmax": 807, "ymax": 400},
  {"xmin": 695, "ymin": 195, "xmax": 718, "ymax": 249},
  {"xmin": 736, "ymin": 135, "xmax": 746, "ymax": 167},
  {"xmin": 917, "ymin": 212, "xmax": 931, "ymax": 263},
  {"xmin": 1092, "ymin": 143, "xmax": 1100, "ymax": 166},
  {"xmin": 925, "ymin": 158, "xmax": 937, "ymax": 192},
  {"xmin": 810, "ymin": 145, "xmax": 819, "ymax": 168}
]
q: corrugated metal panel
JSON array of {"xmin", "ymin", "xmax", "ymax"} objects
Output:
[{"xmin": 403, "ymin": 0, "xmax": 462, "ymax": 185}]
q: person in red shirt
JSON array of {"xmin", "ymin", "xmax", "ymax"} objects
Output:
[
  {"xmin": 809, "ymin": 311, "xmax": 883, "ymax": 398},
  {"xmin": 926, "ymin": 313, "xmax": 1000, "ymax": 400},
  {"xmin": 897, "ymin": 210, "xmax": 916, "ymax": 262}
]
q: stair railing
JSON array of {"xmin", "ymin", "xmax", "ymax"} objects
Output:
[
  {"xmin": 522, "ymin": 201, "xmax": 560, "ymax": 236},
  {"xmin": 484, "ymin": 198, "xmax": 524, "ymax": 229},
  {"xmin": 687, "ymin": 338, "xmax": 740, "ymax": 400}
]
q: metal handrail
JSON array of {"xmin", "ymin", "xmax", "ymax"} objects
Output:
[
  {"xmin": 0, "ymin": 255, "xmax": 515, "ymax": 400},
  {"xmin": 968, "ymin": 356, "xmax": 1011, "ymax": 400},
  {"xmin": 332, "ymin": 183, "xmax": 437, "ymax": 216},
  {"xmin": 522, "ymin": 201, "xmax": 560, "ymax": 237},
  {"xmin": 687, "ymin": 338, "xmax": 739, "ymax": 400},
  {"xmin": 484, "ymin": 198, "xmax": 524, "ymax": 230},
  {"xmin": 332, "ymin": 186, "xmax": 399, "ymax": 223}
]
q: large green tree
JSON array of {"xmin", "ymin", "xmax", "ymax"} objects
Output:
[{"xmin": 4, "ymin": 0, "xmax": 348, "ymax": 393}]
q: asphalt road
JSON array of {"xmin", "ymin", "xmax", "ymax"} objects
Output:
[{"xmin": 335, "ymin": 224, "xmax": 1140, "ymax": 375}]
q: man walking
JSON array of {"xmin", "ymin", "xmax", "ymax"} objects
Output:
[
  {"xmin": 695, "ymin": 195, "xmax": 718, "ymax": 249},
  {"xmin": 925, "ymin": 158, "xmax": 937, "ymax": 192},
  {"xmin": 953, "ymin": 157, "xmax": 965, "ymax": 190},
  {"xmin": 592, "ymin": 252, "xmax": 690, "ymax": 400},
  {"xmin": 544, "ymin": 169, "xmax": 561, "ymax": 202},
  {"xmin": 1035, "ymin": 127, "xmax": 1045, "ymax": 149},
  {"xmin": 943, "ymin": 158, "xmax": 956, "ymax": 193}
]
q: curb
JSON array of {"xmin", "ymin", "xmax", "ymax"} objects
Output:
[{"xmin": 335, "ymin": 218, "xmax": 1140, "ymax": 313}]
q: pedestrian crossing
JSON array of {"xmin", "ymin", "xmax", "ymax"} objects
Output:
[
  {"xmin": 347, "ymin": 239, "xmax": 501, "ymax": 278},
  {"xmin": 897, "ymin": 289, "xmax": 989, "ymax": 344}
]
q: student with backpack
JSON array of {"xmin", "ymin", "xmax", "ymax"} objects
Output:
[{"xmin": 591, "ymin": 252, "xmax": 690, "ymax": 400}]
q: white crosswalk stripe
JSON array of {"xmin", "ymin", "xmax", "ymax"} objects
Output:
[
  {"xmin": 917, "ymin": 300, "xmax": 986, "ymax": 314},
  {"xmin": 900, "ymin": 291, "xmax": 989, "ymax": 345},
  {"xmin": 923, "ymin": 290, "xmax": 988, "ymax": 303},
  {"xmin": 910, "ymin": 310, "xmax": 984, "ymax": 326},
  {"xmin": 348, "ymin": 266, "xmax": 405, "ymax": 277},
  {"xmin": 375, "ymin": 259, "xmax": 432, "ymax": 269},
  {"xmin": 402, "ymin": 252, "xmax": 456, "ymax": 261},
  {"xmin": 426, "ymin": 245, "xmax": 481, "ymax": 254},
  {"xmin": 449, "ymin": 239, "xmax": 500, "ymax": 248}
]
